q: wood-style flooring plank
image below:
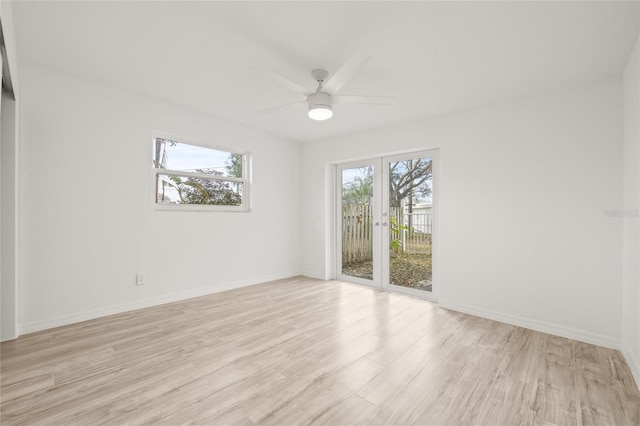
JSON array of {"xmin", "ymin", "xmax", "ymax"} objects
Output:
[{"xmin": 2, "ymin": 277, "xmax": 639, "ymax": 425}]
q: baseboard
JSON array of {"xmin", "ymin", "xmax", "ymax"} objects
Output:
[
  {"xmin": 300, "ymin": 270, "xmax": 328, "ymax": 280},
  {"xmin": 18, "ymin": 272, "xmax": 300, "ymax": 335},
  {"xmin": 438, "ymin": 298, "xmax": 620, "ymax": 350},
  {"xmin": 621, "ymin": 342, "xmax": 640, "ymax": 391}
]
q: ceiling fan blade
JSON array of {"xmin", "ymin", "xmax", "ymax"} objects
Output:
[
  {"xmin": 260, "ymin": 100, "xmax": 306, "ymax": 115},
  {"xmin": 253, "ymin": 65, "xmax": 310, "ymax": 96},
  {"xmin": 335, "ymin": 95, "xmax": 394, "ymax": 105},
  {"xmin": 323, "ymin": 52, "xmax": 371, "ymax": 94}
]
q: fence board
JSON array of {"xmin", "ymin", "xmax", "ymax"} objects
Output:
[{"xmin": 342, "ymin": 203, "xmax": 432, "ymax": 263}]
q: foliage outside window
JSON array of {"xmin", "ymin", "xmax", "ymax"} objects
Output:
[{"xmin": 152, "ymin": 135, "xmax": 249, "ymax": 210}]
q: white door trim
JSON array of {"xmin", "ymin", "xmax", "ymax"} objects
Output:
[
  {"xmin": 335, "ymin": 149, "xmax": 439, "ymax": 302},
  {"xmin": 335, "ymin": 159, "xmax": 382, "ymax": 288}
]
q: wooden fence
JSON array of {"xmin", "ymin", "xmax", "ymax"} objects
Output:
[
  {"xmin": 342, "ymin": 203, "xmax": 374, "ymax": 264},
  {"xmin": 342, "ymin": 203, "xmax": 432, "ymax": 264}
]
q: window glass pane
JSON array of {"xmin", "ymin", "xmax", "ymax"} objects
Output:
[
  {"xmin": 156, "ymin": 174, "xmax": 243, "ymax": 206},
  {"xmin": 153, "ymin": 138, "xmax": 242, "ymax": 178}
]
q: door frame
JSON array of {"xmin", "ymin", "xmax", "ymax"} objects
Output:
[
  {"xmin": 335, "ymin": 159, "xmax": 382, "ymax": 289},
  {"xmin": 335, "ymin": 149, "xmax": 439, "ymax": 301},
  {"xmin": 1, "ymin": 28, "xmax": 20, "ymax": 341}
]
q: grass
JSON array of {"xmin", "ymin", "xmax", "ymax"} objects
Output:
[
  {"xmin": 342, "ymin": 245, "xmax": 432, "ymax": 291},
  {"xmin": 389, "ymin": 251, "xmax": 432, "ymax": 290}
]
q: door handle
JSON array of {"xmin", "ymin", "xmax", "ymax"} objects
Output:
[
  {"xmin": 382, "ymin": 222, "xmax": 388, "ymax": 227},
  {"xmin": 374, "ymin": 221, "xmax": 380, "ymax": 226}
]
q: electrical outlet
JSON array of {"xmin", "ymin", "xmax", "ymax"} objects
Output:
[{"xmin": 136, "ymin": 273, "xmax": 146, "ymax": 286}]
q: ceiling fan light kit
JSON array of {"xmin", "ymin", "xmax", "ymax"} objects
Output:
[{"xmin": 307, "ymin": 91, "xmax": 333, "ymax": 121}]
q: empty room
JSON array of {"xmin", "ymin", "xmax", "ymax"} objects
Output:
[{"xmin": 1, "ymin": 1, "xmax": 640, "ymax": 425}]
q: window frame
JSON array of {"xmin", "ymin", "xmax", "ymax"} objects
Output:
[{"xmin": 151, "ymin": 131, "xmax": 251, "ymax": 212}]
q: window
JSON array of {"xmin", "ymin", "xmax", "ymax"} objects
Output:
[{"xmin": 152, "ymin": 134, "xmax": 250, "ymax": 211}]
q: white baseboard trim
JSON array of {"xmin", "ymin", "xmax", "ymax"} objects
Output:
[
  {"xmin": 621, "ymin": 342, "xmax": 640, "ymax": 391},
  {"xmin": 18, "ymin": 272, "xmax": 300, "ymax": 335},
  {"xmin": 438, "ymin": 298, "xmax": 620, "ymax": 350},
  {"xmin": 300, "ymin": 270, "xmax": 327, "ymax": 280}
]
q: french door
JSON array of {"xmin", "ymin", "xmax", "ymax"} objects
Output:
[{"xmin": 337, "ymin": 150, "xmax": 438, "ymax": 300}]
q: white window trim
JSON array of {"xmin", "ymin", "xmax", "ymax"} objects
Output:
[{"xmin": 151, "ymin": 131, "xmax": 251, "ymax": 212}]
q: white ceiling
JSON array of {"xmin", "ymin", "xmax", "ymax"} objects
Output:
[{"xmin": 12, "ymin": 1, "xmax": 640, "ymax": 143}]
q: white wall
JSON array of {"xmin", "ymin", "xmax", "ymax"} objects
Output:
[
  {"xmin": 302, "ymin": 79, "xmax": 623, "ymax": 347},
  {"xmin": 19, "ymin": 65, "xmax": 301, "ymax": 333},
  {"xmin": 622, "ymin": 35, "xmax": 640, "ymax": 388}
]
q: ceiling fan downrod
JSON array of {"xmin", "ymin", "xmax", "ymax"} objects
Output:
[{"xmin": 308, "ymin": 69, "xmax": 333, "ymax": 120}]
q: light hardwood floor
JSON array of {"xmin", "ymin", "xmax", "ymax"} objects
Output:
[{"xmin": 1, "ymin": 277, "xmax": 639, "ymax": 425}]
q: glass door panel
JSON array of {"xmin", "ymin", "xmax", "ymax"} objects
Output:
[
  {"xmin": 339, "ymin": 164, "xmax": 376, "ymax": 282},
  {"xmin": 385, "ymin": 155, "xmax": 434, "ymax": 293}
]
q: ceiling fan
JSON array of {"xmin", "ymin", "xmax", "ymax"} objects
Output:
[{"xmin": 257, "ymin": 52, "xmax": 393, "ymax": 121}]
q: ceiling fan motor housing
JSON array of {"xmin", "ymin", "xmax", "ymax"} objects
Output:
[{"xmin": 308, "ymin": 91, "xmax": 333, "ymax": 109}]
